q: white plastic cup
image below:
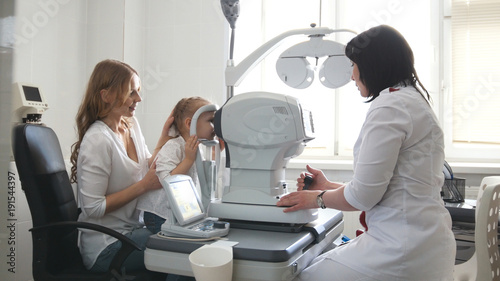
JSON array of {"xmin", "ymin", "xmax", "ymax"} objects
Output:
[{"xmin": 189, "ymin": 245, "xmax": 233, "ymax": 281}]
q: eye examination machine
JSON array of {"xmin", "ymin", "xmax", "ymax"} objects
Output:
[
  {"xmin": 208, "ymin": 91, "xmax": 318, "ymax": 224},
  {"xmin": 207, "ymin": 19, "xmax": 354, "ymax": 225},
  {"xmin": 144, "ymin": 1, "xmax": 356, "ymax": 280}
]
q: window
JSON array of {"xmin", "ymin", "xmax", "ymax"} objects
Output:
[
  {"xmin": 234, "ymin": 0, "xmax": 346, "ymax": 158},
  {"xmin": 234, "ymin": 0, "xmax": 499, "ymax": 163},
  {"xmin": 333, "ymin": 0, "xmax": 433, "ymax": 158},
  {"xmin": 442, "ymin": 0, "xmax": 500, "ymax": 161},
  {"xmin": 234, "ymin": 0, "xmax": 434, "ymax": 159}
]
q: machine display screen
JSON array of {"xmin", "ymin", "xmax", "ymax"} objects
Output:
[
  {"xmin": 22, "ymin": 86, "xmax": 43, "ymax": 102},
  {"xmin": 166, "ymin": 177, "xmax": 204, "ymax": 225}
]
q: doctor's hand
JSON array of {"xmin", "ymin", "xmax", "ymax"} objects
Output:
[
  {"xmin": 277, "ymin": 190, "xmax": 322, "ymax": 213},
  {"xmin": 296, "ymin": 165, "xmax": 329, "ymax": 191}
]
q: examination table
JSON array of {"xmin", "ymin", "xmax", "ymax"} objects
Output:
[{"xmin": 144, "ymin": 208, "xmax": 344, "ymax": 281}]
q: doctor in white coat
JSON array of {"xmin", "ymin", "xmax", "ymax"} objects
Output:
[{"xmin": 277, "ymin": 25, "xmax": 456, "ymax": 281}]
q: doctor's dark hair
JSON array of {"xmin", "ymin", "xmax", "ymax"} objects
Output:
[
  {"xmin": 345, "ymin": 25, "xmax": 430, "ymax": 102},
  {"xmin": 70, "ymin": 59, "xmax": 139, "ymax": 183},
  {"xmin": 172, "ymin": 96, "xmax": 211, "ymax": 136}
]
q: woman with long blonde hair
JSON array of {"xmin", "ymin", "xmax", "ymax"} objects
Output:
[{"xmin": 70, "ymin": 59, "xmax": 173, "ymax": 273}]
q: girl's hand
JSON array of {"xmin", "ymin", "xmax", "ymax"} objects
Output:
[{"xmin": 185, "ymin": 135, "xmax": 199, "ymax": 162}]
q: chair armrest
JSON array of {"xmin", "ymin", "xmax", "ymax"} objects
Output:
[
  {"xmin": 30, "ymin": 221, "xmax": 141, "ymax": 250},
  {"xmin": 30, "ymin": 221, "xmax": 143, "ymax": 273}
]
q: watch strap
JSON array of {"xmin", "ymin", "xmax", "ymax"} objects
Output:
[{"xmin": 316, "ymin": 190, "xmax": 327, "ymax": 209}]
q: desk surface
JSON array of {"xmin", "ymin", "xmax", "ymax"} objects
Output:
[
  {"xmin": 445, "ymin": 199, "xmax": 476, "ymax": 223},
  {"xmin": 145, "ymin": 209, "xmax": 344, "ymax": 280},
  {"xmin": 149, "ymin": 228, "xmax": 315, "ymax": 262},
  {"xmin": 147, "ymin": 208, "xmax": 342, "ymax": 262}
]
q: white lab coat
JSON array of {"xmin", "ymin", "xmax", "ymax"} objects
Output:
[{"xmin": 303, "ymin": 86, "xmax": 456, "ymax": 281}]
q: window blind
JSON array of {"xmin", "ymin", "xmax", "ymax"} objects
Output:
[{"xmin": 451, "ymin": 0, "xmax": 500, "ymax": 144}]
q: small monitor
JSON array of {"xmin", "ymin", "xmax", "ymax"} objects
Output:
[
  {"xmin": 13, "ymin": 82, "xmax": 48, "ymax": 108},
  {"xmin": 12, "ymin": 82, "xmax": 49, "ymax": 123},
  {"xmin": 162, "ymin": 175, "xmax": 205, "ymax": 226},
  {"xmin": 22, "ymin": 85, "xmax": 43, "ymax": 102}
]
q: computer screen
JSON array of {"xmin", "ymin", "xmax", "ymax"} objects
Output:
[
  {"xmin": 11, "ymin": 82, "xmax": 49, "ymax": 124},
  {"xmin": 163, "ymin": 175, "xmax": 205, "ymax": 226},
  {"xmin": 22, "ymin": 85, "xmax": 43, "ymax": 102}
]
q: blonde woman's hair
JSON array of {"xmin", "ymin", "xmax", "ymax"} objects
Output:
[{"xmin": 70, "ymin": 59, "xmax": 139, "ymax": 183}]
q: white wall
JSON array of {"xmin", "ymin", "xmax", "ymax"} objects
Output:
[
  {"xmin": 136, "ymin": 0, "xmax": 228, "ymax": 150},
  {"xmin": 13, "ymin": 0, "xmax": 88, "ymax": 157},
  {"xmin": 2, "ymin": 1, "xmax": 228, "ymax": 280},
  {"xmin": 11, "ymin": 0, "xmax": 228, "ymax": 161}
]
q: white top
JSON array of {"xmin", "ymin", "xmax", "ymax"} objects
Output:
[
  {"xmin": 136, "ymin": 136, "xmax": 200, "ymax": 220},
  {"xmin": 328, "ymin": 86, "xmax": 456, "ymax": 280},
  {"xmin": 77, "ymin": 117, "xmax": 151, "ymax": 269}
]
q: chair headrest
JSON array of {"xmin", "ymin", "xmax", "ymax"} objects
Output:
[{"xmin": 15, "ymin": 124, "xmax": 66, "ymax": 175}]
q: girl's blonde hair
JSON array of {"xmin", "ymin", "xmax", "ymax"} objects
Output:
[
  {"xmin": 70, "ymin": 59, "xmax": 139, "ymax": 183},
  {"xmin": 172, "ymin": 96, "xmax": 211, "ymax": 136}
]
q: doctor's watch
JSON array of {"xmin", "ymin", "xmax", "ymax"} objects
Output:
[{"xmin": 316, "ymin": 191, "xmax": 327, "ymax": 209}]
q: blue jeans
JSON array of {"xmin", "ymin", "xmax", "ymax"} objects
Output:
[
  {"xmin": 144, "ymin": 211, "xmax": 166, "ymax": 234},
  {"xmin": 90, "ymin": 226, "xmax": 195, "ymax": 280},
  {"xmin": 90, "ymin": 227, "xmax": 152, "ymax": 273},
  {"xmin": 143, "ymin": 212, "xmax": 195, "ymax": 281}
]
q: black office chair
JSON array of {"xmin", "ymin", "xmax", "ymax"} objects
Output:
[{"xmin": 12, "ymin": 123, "xmax": 164, "ymax": 281}]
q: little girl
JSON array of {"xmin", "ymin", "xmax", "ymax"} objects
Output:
[{"xmin": 137, "ymin": 96, "xmax": 216, "ymax": 234}]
